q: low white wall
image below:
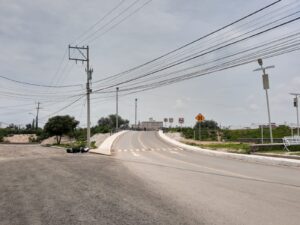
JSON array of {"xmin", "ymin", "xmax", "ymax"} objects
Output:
[
  {"xmin": 90, "ymin": 131, "xmax": 128, "ymax": 155},
  {"xmin": 158, "ymin": 130, "xmax": 300, "ymax": 167}
]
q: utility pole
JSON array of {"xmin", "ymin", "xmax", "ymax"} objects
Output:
[
  {"xmin": 290, "ymin": 93, "xmax": 300, "ymax": 136},
  {"xmin": 198, "ymin": 122, "xmax": 201, "ymax": 141},
  {"xmin": 36, "ymin": 102, "xmax": 41, "ymax": 130},
  {"xmin": 68, "ymin": 45, "xmax": 93, "ymax": 148},
  {"xmin": 253, "ymin": 59, "xmax": 275, "ymax": 143},
  {"xmin": 116, "ymin": 87, "xmax": 119, "ymax": 131},
  {"xmin": 135, "ymin": 98, "xmax": 137, "ymax": 129},
  {"xmin": 260, "ymin": 124, "xmax": 264, "ymax": 144}
]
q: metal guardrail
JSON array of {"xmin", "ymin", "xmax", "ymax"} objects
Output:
[
  {"xmin": 238, "ymin": 138, "xmax": 283, "ymax": 144},
  {"xmin": 283, "ymin": 136, "xmax": 300, "ymax": 151}
]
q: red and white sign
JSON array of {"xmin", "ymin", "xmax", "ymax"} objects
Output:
[{"xmin": 178, "ymin": 118, "xmax": 184, "ymax": 124}]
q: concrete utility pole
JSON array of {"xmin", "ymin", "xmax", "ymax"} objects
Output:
[
  {"xmin": 254, "ymin": 59, "xmax": 275, "ymax": 143},
  {"xmin": 36, "ymin": 102, "xmax": 41, "ymax": 130},
  {"xmin": 198, "ymin": 122, "xmax": 201, "ymax": 141},
  {"xmin": 68, "ymin": 45, "xmax": 93, "ymax": 148},
  {"xmin": 135, "ymin": 98, "xmax": 137, "ymax": 129},
  {"xmin": 261, "ymin": 125, "xmax": 264, "ymax": 144},
  {"xmin": 116, "ymin": 87, "xmax": 119, "ymax": 131},
  {"xmin": 290, "ymin": 93, "xmax": 300, "ymax": 136}
]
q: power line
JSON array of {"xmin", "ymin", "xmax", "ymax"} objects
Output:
[
  {"xmin": 77, "ymin": 0, "xmax": 145, "ymax": 44},
  {"xmin": 92, "ymin": 16, "xmax": 300, "ymax": 93},
  {"xmin": 92, "ymin": 0, "xmax": 283, "ymax": 84},
  {"xmin": 73, "ymin": 0, "xmax": 127, "ymax": 44},
  {"xmin": 87, "ymin": 0, "xmax": 153, "ymax": 44},
  {"xmin": 0, "ymin": 74, "xmax": 82, "ymax": 88},
  {"xmin": 93, "ymin": 8, "xmax": 300, "ymax": 90}
]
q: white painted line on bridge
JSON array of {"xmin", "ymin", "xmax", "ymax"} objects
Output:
[
  {"xmin": 131, "ymin": 151, "xmax": 140, "ymax": 157},
  {"xmin": 170, "ymin": 150, "xmax": 180, "ymax": 155}
]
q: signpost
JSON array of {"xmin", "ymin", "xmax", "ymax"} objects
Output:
[
  {"xmin": 164, "ymin": 118, "xmax": 168, "ymax": 128},
  {"xmin": 195, "ymin": 113, "xmax": 205, "ymax": 122},
  {"xmin": 178, "ymin": 117, "xmax": 184, "ymax": 124},
  {"xmin": 169, "ymin": 118, "xmax": 174, "ymax": 128},
  {"xmin": 179, "ymin": 117, "xmax": 184, "ymax": 130},
  {"xmin": 195, "ymin": 113, "xmax": 205, "ymax": 141}
]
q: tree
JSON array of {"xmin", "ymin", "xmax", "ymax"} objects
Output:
[
  {"xmin": 193, "ymin": 120, "xmax": 219, "ymax": 130},
  {"xmin": 193, "ymin": 120, "xmax": 220, "ymax": 141},
  {"xmin": 94, "ymin": 114, "xmax": 129, "ymax": 133},
  {"xmin": 25, "ymin": 123, "xmax": 32, "ymax": 130},
  {"xmin": 44, "ymin": 115, "xmax": 79, "ymax": 144}
]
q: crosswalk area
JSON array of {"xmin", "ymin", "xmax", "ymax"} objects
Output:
[{"xmin": 112, "ymin": 147, "xmax": 184, "ymax": 153}]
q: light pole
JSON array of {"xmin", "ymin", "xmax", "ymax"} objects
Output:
[
  {"xmin": 253, "ymin": 58, "xmax": 275, "ymax": 143},
  {"xmin": 116, "ymin": 87, "xmax": 119, "ymax": 131},
  {"xmin": 135, "ymin": 98, "xmax": 137, "ymax": 129},
  {"xmin": 290, "ymin": 93, "xmax": 300, "ymax": 136},
  {"xmin": 260, "ymin": 124, "xmax": 264, "ymax": 144}
]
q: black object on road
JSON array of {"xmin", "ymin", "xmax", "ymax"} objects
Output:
[{"xmin": 66, "ymin": 147, "xmax": 90, "ymax": 153}]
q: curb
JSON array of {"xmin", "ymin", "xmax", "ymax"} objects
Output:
[
  {"xmin": 89, "ymin": 130, "xmax": 128, "ymax": 155},
  {"xmin": 158, "ymin": 130, "xmax": 300, "ymax": 168}
]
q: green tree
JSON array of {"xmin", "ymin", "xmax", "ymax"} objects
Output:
[
  {"xmin": 94, "ymin": 114, "xmax": 129, "ymax": 133},
  {"xmin": 193, "ymin": 120, "xmax": 220, "ymax": 141},
  {"xmin": 44, "ymin": 115, "xmax": 79, "ymax": 144}
]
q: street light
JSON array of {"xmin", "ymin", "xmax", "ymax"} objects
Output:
[
  {"xmin": 290, "ymin": 93, "xmax": 300, "ymax": 136},
  {"xmin": 253, "ymin": 58, "xmax": 275, "ymax": 143},
  {"xmin": 28, "ymin": 113, "xmax": 35, "ymax": 129},
  {"xmin": 116, "ymin": 87, "xmax": 119, "ymax": 131}
]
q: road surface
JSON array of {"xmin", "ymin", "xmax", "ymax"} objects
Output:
[
  {"xmin": 112, "ymin": 131, "xmax": 300, "ymax": 225},
  {"xmin": 0, "ymin": 131, "xmax": 299, "ymax": 225}
]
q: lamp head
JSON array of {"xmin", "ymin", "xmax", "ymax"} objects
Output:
[{"xmin": 258, "ymin": 58, "xmax": 263, "ymax": 66}]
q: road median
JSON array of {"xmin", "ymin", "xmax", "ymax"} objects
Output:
[
  {"xmin": 89, "ymin": 130, "xmax": 128, "ymax": 155},
  {"xmin": 158, "ymin": 130, "xmax": 300, "ymax": 167}
]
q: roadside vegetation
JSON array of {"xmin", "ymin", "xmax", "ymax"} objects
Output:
[
  {"xmin": 166, "ymin": 120, "xmax": 300, "ymax": 155},
  {"xmin": 0, "ymin": 114, "xmax": 129, "ymax": 149}
]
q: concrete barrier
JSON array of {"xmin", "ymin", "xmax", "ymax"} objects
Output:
[
  {"xmin": 158, "ymin": 130, "xmax": 300, "ymax": 167},
  {"xmin": 90, "ymin": 131, "xmax": 128, "ymax": 155}
]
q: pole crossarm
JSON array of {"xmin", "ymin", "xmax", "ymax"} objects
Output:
[{"xmin": 68, "ymin": 45, "xmax": 89, "ymax": 62}]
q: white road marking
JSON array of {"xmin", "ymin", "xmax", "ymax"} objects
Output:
[
  {"xmin": 124, "ymin": 149, "xmax": 128, "ymax": 152},
  {"xmin": 131, "ymin": 151, "xmax": 140, "ymax": 157},
  {"xmin": 136, "ymin": 149, "xmax": 140, "ymax": 152},
  {"xmin": 170, "ymin": 150, "xmax": 182, "ymax": 155}
]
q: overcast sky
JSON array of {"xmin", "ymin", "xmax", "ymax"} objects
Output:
[{"xmin": 0, "ymin": 0, "xmax": 300, "ymax": 128}]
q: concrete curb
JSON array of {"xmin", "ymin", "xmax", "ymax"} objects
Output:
[
  {"xmin": 89, "ymin": 131, "xmax": 128, "ymax": 155},
  {"xmin": 158, "ymin": 130, "xmax": 300, "ymax": 168}
]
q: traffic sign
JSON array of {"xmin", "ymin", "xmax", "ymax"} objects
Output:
[
  {"xmin": 169, "ymin": 118, "xmax": 174, "ymax": 123},
  {"xmin": 179, "ymin": 118, "xmax": 184, "ymax": 124},
  {"xmin": 164, "ymin": 118, "xmax": 168, "ymax": 123},
  {"xmin": 195, "ymin": 113, "xmax": 205, "ymax": 122}
]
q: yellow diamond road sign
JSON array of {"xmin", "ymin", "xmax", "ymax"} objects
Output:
[{"xmin": 195, "ymin": 113, "xmax": 205, "ymax": 122}]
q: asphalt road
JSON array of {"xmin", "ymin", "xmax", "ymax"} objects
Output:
[
  {"xmin": 0, "ymin": 132, "xmax": 300, "ymax": 225},
  {"xmin": 112, "ymin": 131, "xmax": 300, "ymax": 225}
]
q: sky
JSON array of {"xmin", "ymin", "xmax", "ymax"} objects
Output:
[{"xmin": 0, "ymin": 0, "xmax": 300, "ymax": 128}]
